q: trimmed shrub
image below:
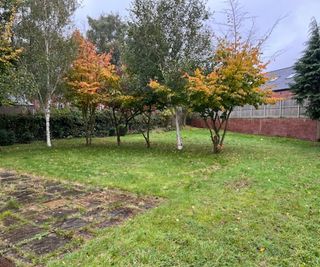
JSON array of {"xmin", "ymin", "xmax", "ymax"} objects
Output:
[
  {"xmin": 119, "ymin": 125, "xmax": 128, "ymax": 136},
  {"xmin": 0, "ymin": 110, "xmax": 112, "ymax": 144},
  {"xmin": 0, "ymin": 108, "xmax": 169, "ymax": 144},
  {"xmin": 0, "ymin": 129, "xmax": 16, "ymax": 146},
  {"xmin": 109, "ymin": 128, "xmax": 116, "ymax": 137},
  {"xmin": 18, "ymin": 132, "xmax": 34, "ymax": 144}
]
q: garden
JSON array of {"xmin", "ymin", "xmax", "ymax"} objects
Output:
[
  {"xmin": 1, "ymin": 0, "xmax": 320, "ymax": 266},
  {"xmin": 0, "ymin": 129, "xmax": 320, "ymax": 266}
]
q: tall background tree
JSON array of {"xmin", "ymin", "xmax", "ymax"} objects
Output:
[
  {"xmin": 15, "ymin": 0, "xmax": 79, "ymax": 147},
  {"xmin": 125, "ymin": 0, "xmax": 211, "ymax": 150},
  {"xmin": 87, "ymin": 14, "xmax": 127, "ymax": 66},
  {"xmin": 290, "ymin": 18, "xmax": 320, "ymax": 120},
  {"xmin": 0, "ymin": 0, "xmax": 23, "ymax": 105}
]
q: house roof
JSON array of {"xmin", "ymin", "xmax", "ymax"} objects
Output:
[
  {"xmin": 265, "ymin": 66, "xmax": 296, "ymax": 92},
  {"xmin": 8, "ymin": 96, "xmax": 34, "ymax": 106}
]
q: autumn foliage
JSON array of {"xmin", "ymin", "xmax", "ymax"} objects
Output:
[
  {"xmin": 186, "ymin": 40, "xmax": 277, "ymax": 153},
  {"xmin": 66, "ymin": 31, "xmax": 118, "ymax": 145},
  {"xmin": 0, "ymin": 2, "xmax": 22, "ymax": 73}
]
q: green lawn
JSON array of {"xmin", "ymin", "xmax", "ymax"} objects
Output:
[{"xmin": 1, "ymin": 128, "xmax": 320, "ymax": 266}]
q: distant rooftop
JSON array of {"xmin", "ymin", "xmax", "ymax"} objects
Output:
[{"xmin": 266, "ymin": 66, "xmax": 295, "ymax": 92}]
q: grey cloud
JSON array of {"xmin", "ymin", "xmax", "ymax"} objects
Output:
[{"xmin": 75, "ymin": 0, "xmax": 320, "ymax": 71}]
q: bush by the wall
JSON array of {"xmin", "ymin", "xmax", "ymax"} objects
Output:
[
  {"xmin": 0, "ymin": 109, "xmax": 171, "ymax": 145},
  {"xmin": 18, "ymin": 132, "xmax": 34, "ymax": 144},
  {"xmin": 0, "ymin": 110, "xmax": 114, "ymax": 145},
  {"xmin": 119, "ymin": 125, "xmax": 128, "ymax": 136},
  {"xmin": 109, "ymin": 128, "xmax": 116, "ymax": 137},
  {"xmin": 0, "ymin": 129, "xmax": 16, "ymax": 146}
]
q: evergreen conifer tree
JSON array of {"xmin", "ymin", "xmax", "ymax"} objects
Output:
[{"xmin": 291, "ymin": 18, "xmax": 320, "ymax": 120}]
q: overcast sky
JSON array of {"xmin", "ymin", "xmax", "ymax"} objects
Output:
[{"xmin": 75, "ymin": 0, "xmax": 320, "ymax": 71}]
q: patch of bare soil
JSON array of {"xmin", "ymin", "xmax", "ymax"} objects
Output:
[
  {"xmin": 0, "ymin": 170, "xmax": 161, "ymax": 266},
  {"xmin": 225, "ymin": 178, "xmax": 252, "ymax": 191},
  {"xmin": 0, "ymin": 256, "xmax": 15, "ymax": 267}
]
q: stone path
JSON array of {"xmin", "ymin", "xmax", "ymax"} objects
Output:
[{"xmin": 0, "ymin": 170, "xmax": 160, "ymax": 266}]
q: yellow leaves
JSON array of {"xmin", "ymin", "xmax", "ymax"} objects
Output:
[
  {"xmin": 186, "ymin": 38, "xmax": 279, "ymax": 111},
  {"xmin": 148, "ymin": 80, "xmax": 161, "ymax": 90},
  {"xmin": 259, "ymin": 247, "xmax": 266, "ymax": 253},
  {"xmin": 149, "ymin": 79, "xmax": 172, "ymax": 95},
  {"xmin": 66, "ymin": 31, "xmax": 120, "ymax": 105},
  {"xmin": 148, "ymin": 79, "xmax": 175, "ymax": 105},
  {"xmin": 0, "ymin": 3, "xmax": 22, "ymax": 69},
  {"xmin": 186, "ymin": 68, "xmax": 219, "ymax": 99}
]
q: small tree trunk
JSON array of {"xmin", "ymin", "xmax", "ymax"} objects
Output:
[
  {"xmin": 85, "ymin": 131, "xmax": 89, "ymax": 146},
  {"xmin": 146, "ymin": 134, "xmax": 150, "ymax": 148},
  {"xmin": 82, "ymin": 107, "xmax": 90, "ymax": 146},
  {"xmin": 115, "ymin": 125, "xmax": 121, "ymax": 146},
  {"xmin": 112, "ymin": 108, "xmax": 121, "ymax": 146},
  {"xmin": 143, "ymin": 111, "xmax": 152, "ymax": 148},
  {"xmin": 146, "ymin": 123, "xmax": 151, "ymax": 148},
  {"xmin": 85, "ymin": 118, "xmax": 89, "ymax": 146},
  {"xmin": 116, "ymin": 130, "xmax": 121, "ymax": 146},
  {"xmin": 213, "ymin": 135, "xmax": 220, "ymax": 154},
  {"xmin": 88, "ymin": 105, "xmax": 96, "ymax": 146},
  {"xmin": 45, "ymin": 99, "xmax": 52, "ymax": 148},
  {"xmin": 219, "ymin": 110, "xmax": 232, "ymax": 147},
  {"xmin": 175, "ymin": 107, "xmax": 183, "ymax": 150},
  {"xmin": 182, "ymin": 108, "xmax": 188, "ymax": 127},
  {"xmin": 142, "ymin": 132, "xmax": 150, "ymax": 148},
  {"xmin": 204, "ymin": 114, "xmax": 221, "ymax": 154}
]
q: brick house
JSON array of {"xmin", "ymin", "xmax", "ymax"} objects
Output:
[{"xmin": 266, "ymin": 66, "xmax": 296, "ymax": 99}]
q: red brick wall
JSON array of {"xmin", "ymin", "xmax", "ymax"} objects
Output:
[{"xmin": 191, "ymin": 118, "xmax": 320, "ymax": 142}]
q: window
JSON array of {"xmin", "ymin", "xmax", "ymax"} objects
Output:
[{"xmin": 270, "ymin": 76, "xmax": 279, "ymax": 82}]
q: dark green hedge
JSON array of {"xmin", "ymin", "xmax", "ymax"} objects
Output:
[{"xmin": 0, "ymin": 110, "xmax": 113, "ymax": 144}]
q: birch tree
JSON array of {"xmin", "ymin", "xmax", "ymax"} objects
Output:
[
  {"xmin": 156, "ymin": 0, "xmax": 211, "ymax": 150},
  {"xmin": 126, "ymin": 0, "xmax": 211, "ymax": 150},
  {"xmin": 15, "ymin": 0, "xmax": 78, "ymax": 147}
]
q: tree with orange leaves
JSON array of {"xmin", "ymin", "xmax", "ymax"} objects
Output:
[
  {"xmin": 185, "ymin": 0, "xmax": 280, "ymax": 153},
  {"xmin": 99, "ymin": 68, "xmax": 140, "ymax": 147},
  {"xmin": 186, "ymin": 39, "xmax": 276, "ymax": 153},
  {"xmin": 66, "ymin": 31, "xmax": 116, "ymax": 145}
]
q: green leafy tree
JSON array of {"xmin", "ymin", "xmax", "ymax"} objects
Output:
[
  {"xmin": 87, "ymin": 14, "xmax": 127, "ymax": 66},
  {"xmin": 15, "ymin": 0, "xmax": 79, "ymax": 147},
  {"xmin": 100, "ymin": 69, "xmax": 140, "ymax": 146},
  {"xmin": 0, "ymin": 65, "xmax": 37, "ymax": 106},
  {"xmin": 125, "ymin": 0, "xmax": 211, "ymax": 150},
  {"xmin": 0, "ymin": 0, "xmax": 23, "ymax": 105},
  {"xmin": 290, "ymin": 18, "xmax": 320, "ymax": 120}
]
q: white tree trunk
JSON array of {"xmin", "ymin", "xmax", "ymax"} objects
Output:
[
  {"xmin": 175, "ymin": 107, "xmax": 183, "ymax": 150},
  {"xmin": 45, "ymin": 99, "xmax": 52, "ymax": 147},
  {"xmin": 44, "ymin": 33, "xmax": 52, "ymax": 148}
]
